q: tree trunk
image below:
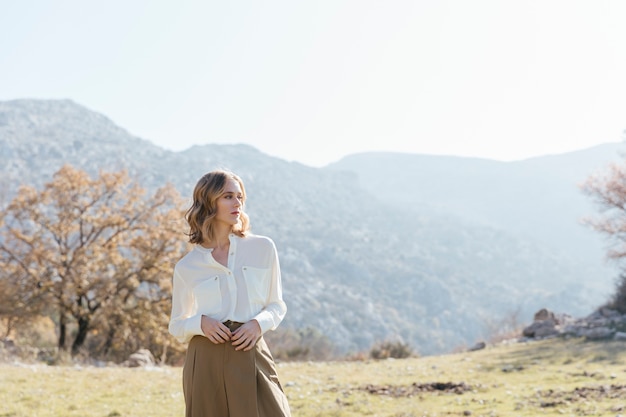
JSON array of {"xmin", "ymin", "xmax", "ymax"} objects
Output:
[
  {"xmin": 58, "ymin": 313, "xmax": 67, "ymax": 350},
  {"xmin": 160, "ymin": 342, "xmax": 168, "ymax": 365},
  {"xmin": 71, "ymin": 316, "xmax": 89, "ymax": 355},
  {"xmin": 3, "ymin": 317, "xmax": 14, "ymax": 339}
]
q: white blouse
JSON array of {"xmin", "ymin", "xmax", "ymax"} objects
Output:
[{"xmin": 168, "ymin": 233, "xmax": 287, "ymax": 344}]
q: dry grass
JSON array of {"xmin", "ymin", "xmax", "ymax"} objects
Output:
[
  {"xmin": 3, "ymin": 337, "xmax": 626, "ymax": 416},
  {"xmin": 0, "ymin": 364, "xmax": 183, "ymax": 417}
]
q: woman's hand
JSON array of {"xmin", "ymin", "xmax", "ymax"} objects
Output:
[
  {"xmin": 231, "ymin": 320, "xmax": 261, "ymax": 351},
  {"xmin": 201, "ymin": 315, "xmax": 231, "ymax": 344}
]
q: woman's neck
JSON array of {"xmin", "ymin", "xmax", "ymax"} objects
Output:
[
  {"xmin": 211, "ymin": 237, "xmax": 230, "ymax": 250},
  {"xmin": 203, "ymin": 226, "xmax": 232, "ymax": 249}
]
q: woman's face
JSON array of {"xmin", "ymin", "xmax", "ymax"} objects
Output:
[{"xmin": 214, "ymin": 178, "xmax": 243, "ymax": 228}]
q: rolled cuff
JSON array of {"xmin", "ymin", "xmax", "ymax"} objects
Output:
[
  {"xmin": 253, "ymin": 302, "xmax": 287, "ymax": 334},
  {"xmin": 170, "ymin": 314, "xmax": 204, "ymax": 344}
]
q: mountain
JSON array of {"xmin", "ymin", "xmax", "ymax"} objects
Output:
[
  {"xmin": 327, "ymin": 146, "xmax": 624, "ymax": 286},
  {"xmin": 0, "ymin": 98, "xmax": 621, "ymax": 355},
  {"xmin": 330, "ymin": 147, "xmax": 622, "ymax": 237}
]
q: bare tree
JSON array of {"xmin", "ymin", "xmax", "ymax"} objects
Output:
[
  {"xmin": 582, "ymin": 162, "xmax": 626, "ymax": 261},
  {"xmin": 582, "ymin": 159, "xmax": 626, "ymax": 312},
  {"xmin": 0, "ymin": 165, "xmax": 187, "ymax": 358}
]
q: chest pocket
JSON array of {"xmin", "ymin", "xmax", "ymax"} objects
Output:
[
  {"xmin": 193, "ymin": 275, "xmax": 221, "ymax": 314},
  {"xmin": 242, "ymin": 266, "xmax": 270, "ymax": 303}
]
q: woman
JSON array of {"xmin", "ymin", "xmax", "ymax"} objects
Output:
[{"xmin": 169, "ymin": 170, "xmax": 291, "ymax": 417}]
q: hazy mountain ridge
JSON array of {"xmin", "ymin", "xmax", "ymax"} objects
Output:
[
  {"xmin": 0, "ymin": 99, "xmax": 619, "ymax": 355},
  {"xmin": 328, "ymin": 147, "xmax": 623, "ymax": 267}
]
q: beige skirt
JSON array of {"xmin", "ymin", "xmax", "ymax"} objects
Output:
[{"xmin": 183, "ymin": 334, "xmax": 291, "ymax": 417}]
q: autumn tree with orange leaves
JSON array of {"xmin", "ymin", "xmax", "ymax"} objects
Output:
[
  {"xmin": 582, "ymin": 158, "xmax": 626, "ymax": 313},
  {"xmin": 0, "ymin": 165, "xmax": 187, "ymax": 361}
]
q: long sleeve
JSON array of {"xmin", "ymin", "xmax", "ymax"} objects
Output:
[
  {"xmin": 252, "ymin": 240, "xmax": 287, "ymax": 334},
  {"xmin": 168, "ymin": 268, "xmax": 204, "ymax": 344}
]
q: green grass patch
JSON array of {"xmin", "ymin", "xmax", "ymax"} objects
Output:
[{"xmin": 3, "ymin": 337, "xmax": 626, "ymax": 416}]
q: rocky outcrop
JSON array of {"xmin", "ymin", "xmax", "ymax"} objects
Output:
[{"xmin": 522, "ymin": 307, "xmax": 626, "ymax": 341}]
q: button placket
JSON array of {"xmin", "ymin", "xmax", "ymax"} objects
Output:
[{"xmin": 226, "ymin": 235, "xmax": 238, "ymax": 318}]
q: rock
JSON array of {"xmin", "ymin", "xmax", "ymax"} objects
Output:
[
  {"xmin": 522, "ymin": 319, "xmax": 558, "ymax": 338},
  {"xmin": 123, "ymin": 348, "xmax": 155, "ymax": 367},
  {"xmin": 468, "ymin": 341, "xmax": 486, "ymax": 352},
  {"xmin": 501, "ymin": 364, "xmax": 524, "ymax": 372},
  {"xmin": 579, "ymin": 327, "xmax": 615, "ymax": 340},
  {"xmin": 534, "ymin": 308, "xmax": 556, "ymax": 322},
  {"xmin": 519, "ymin": 307, "xmax": 626, "ymax": 344},
  {"xmin": 598, "ymin": 307, "xmax": 620, "ymax": 318}
]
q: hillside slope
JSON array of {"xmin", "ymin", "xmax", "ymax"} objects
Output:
[
  {"xmin": 0, "ymin": 98, "xmax": 616, "ymax": 354},
  {"xmin": 328, "ymin": 148, "xmax": 623, "ymax": 296}
]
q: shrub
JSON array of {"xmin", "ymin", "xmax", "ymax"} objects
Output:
[
  {"xmin": 370, "ymin": 340, "xmax": 414, "ymax": 359},
  {"xmin": 265, "ymin": 326, "xmax": 338, "ymax": 361}
]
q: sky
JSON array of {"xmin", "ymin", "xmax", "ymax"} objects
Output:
[{"xmin": 2, "ymin": 0, "xmax": 626, "ymax": 167}]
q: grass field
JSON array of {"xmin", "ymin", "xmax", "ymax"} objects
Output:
[{"xmin": 2, "ymin": 337, "xmax": 626, "ymax": 417}]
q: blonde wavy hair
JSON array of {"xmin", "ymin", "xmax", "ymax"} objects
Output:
[{"xmin": 185, "ymin": 170, "xmax": 250, "ymax": 244}]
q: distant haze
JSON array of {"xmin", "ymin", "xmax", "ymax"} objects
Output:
[{"xmin": 1, "ymin": 0, "xmax": 626, "ymax": 166}]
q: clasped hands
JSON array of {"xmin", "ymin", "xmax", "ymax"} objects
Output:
[{"xmin": 201, "ymin": 315, "xmax": 261, "ymax": 351}]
